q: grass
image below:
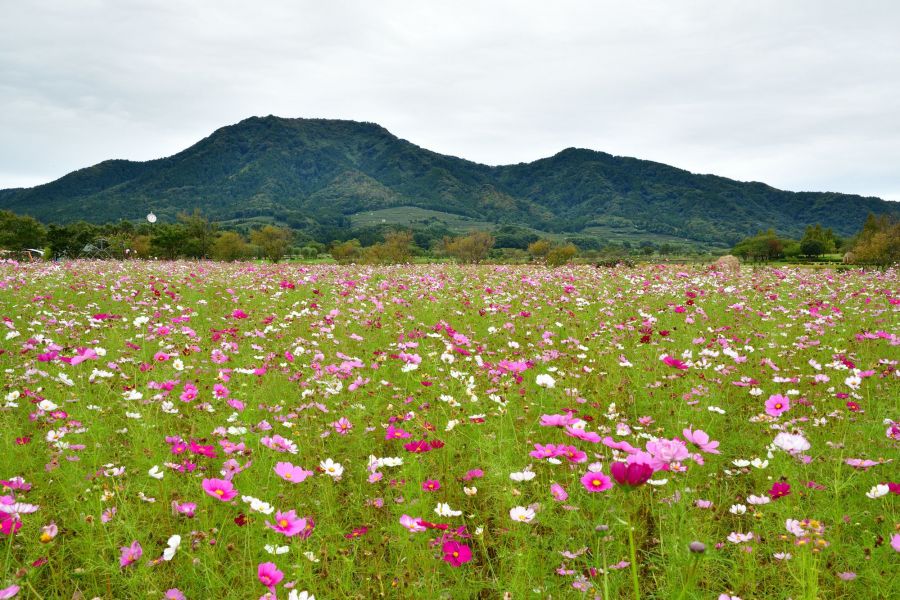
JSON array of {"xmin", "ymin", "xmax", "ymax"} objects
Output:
[{"xmin": 0, "ymin": 260, "xmax": 897, "ymax": 599}]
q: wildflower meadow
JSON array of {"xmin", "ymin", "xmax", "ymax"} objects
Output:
[{"xmin": 0, "ymin": 260, "xmax": 897, "ymax": 599}]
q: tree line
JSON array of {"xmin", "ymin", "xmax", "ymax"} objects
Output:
[{"xmin": 730, "ymin": 215, "xmax": 899, "ymax": 266}]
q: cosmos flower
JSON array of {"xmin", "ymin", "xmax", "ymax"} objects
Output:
[
  {"xmin": 442, "ymin": 541, "xmax": 472, "ymax": 566},
  {"xmin": 202, "ymin": 478, "xmax": 237, "ymax": 501},
  {"xmin": 119, "ymin": 540, "xmax": 142, "ymax": 568},
  {"xmin": 580, "ymin": 471, "xmax": 613, "ymax": 492},
  {"xmin": 257, "ymin": 562, "xmax": 284, "ymax": 592},
  {"xmin": 274, "ymin": 462, "xmax": 313, "ymax": 483},
  {"xmin": 765, "ymin": 395, "xmax": 790, "ymax": 417},
  {"xmin": 509, "ymin": 506, "xmax": 536, "ymax": 523}
]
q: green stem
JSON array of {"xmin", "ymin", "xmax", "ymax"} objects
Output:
[
  {"xmin": 3, "ymin": 529, "xmax": 14, "ymax": 578},
  {"xmin": 628, "ymin": 523, "xmax": 640, "ymax": 600}
]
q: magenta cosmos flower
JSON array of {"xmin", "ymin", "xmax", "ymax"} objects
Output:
[
  {"xmin": 610, "ymin": 462, "xmax": 653, "ymax": 487},
  {"xmin": 265, "ymin": 510, "xmax": 307, "ymax": 537},
  {"xmin": 273, "ymin": 462, "xmax": 313, "ymax": 483},
  {"xmin": 580, "ymin": 470, "xmax": 613, "ymax": 492},
  {"xmin": 119, "ymin": 540, "xmax": 142, "ymax": 568},
  {"xmin": 550, "ymin": 483, "xmax": 569, "ymax": 501},
  {"xmin": 422, "ymin": 479, "xmax": 441, "ymax": 492},
  {"xmin": 442, "ymin": 541, "xmax": 472, "ymax": 566},
  {"xmin": 765, "ymin": 394, "xmax": 790, "ymax": 417},
  {"xmin": 257, "ymin": 562, "xmax": 284, "ymax": 592},
  {"xmin": 202, "ymin": 478, "xmax": 237, "ymax": 501},
  {"xmin": 769, "ymin": 482, "xmax": 791, "ymax": 499}
]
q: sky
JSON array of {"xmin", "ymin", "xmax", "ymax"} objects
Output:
[{"xmin": 2, "ymin": 0, "xmax": 899, "ymax": 200}]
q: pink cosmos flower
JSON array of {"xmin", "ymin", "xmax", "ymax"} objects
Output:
[
  {"xmin": 891, "ymin": 533, "xmax": 900, "ymax": 552},
  {"xmin": 442, "ymin": 541, "xmax": 472, "ymax": 566},
  {"xmin": 646, "ymin": 438, "xmax": 690, "ymax": 469},
  {"xmin": 580, "ymin": 471, "xmax": 613, "ymax": 492},
  {"xmin": 765, "ymin": 394, "xmax": 790, "ymax": 417},
  {"xmin": 462, "ymin": 469, "xmax": 484, "ymax": 481},
  {"xmin": 331, "ymin": 417, "xmax": 353, "ymax": 434},
  {"xmin": 0, "ymin": 585, "xmax": 19, "ymax": 599},
  {"xmin": 265, "ymin": 510, "xmax": 307, "ymax": 537},
  {"xmin": 274, "ymin": 462, "xmax": 313, "ymax": 483},
  {"xmin": 257, "ymin": 562, "xmax": 284, "ymax": 592},
  {"xmin": 550, "ymin": 483, "xmax": 569, "ymax": 501},
  {"xmin": 682, "ymin": 428, "xmax": 720, "ymax": 454},
  {"xmin": 400, "ymin": 514, "xmax": 426, "ymax": 533},
  {"xmin": 662, "ymin": 355, "xmax": 689, "ymax": 370},
  {"xmin": 164, "ymin": 590, "xmax": 186, "ymax": 600},
  {"xmin": 119, "ymin": 540, "xmax": 142, "ymax": 567},
  {"xmin": 422, "ymin": 479, "xmax": 441, "ymax": 492},
  {"xmin": 610, "ymin": 461, "xmax": 653, "ymax": 487},
  {"xmin": 172, "ymin": 502, "xmax": 196, "ymax": 518},
  {"xmin": 202, "ymin": 478, "xmax": 237, "ymax": 501}
]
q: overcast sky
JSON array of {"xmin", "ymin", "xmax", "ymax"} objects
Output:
[{"xmin": 2, "ymin": 1, "xmax": 899, "ymax": 199}]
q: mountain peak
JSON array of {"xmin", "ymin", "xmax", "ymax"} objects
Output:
[{"xmin": 1, "ymin": 116, "xmax": 897, "ymax": 248}]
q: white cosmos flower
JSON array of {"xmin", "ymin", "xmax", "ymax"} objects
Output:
[
  {"xmin": 535, "ymin": 374, "xmax": 556, "ymax": 388},
  {"xmin": 746, "ymin": 495, "xmax": 770, "ymax": 505},
  {"xmin": 162, "ymin": 534, "xmax": 181, "ymax": 561},
  {"xmin": 265, "ymin": 544, "xmax": 290, "ymax": 555},
  {"xmin": 287, "ymin": 591, "xmax": 315, "ymax": 600},
  {"xmin": 750, "ymin": 458, "xmax": 769, "ymax": 469},
  {"xmin": 509, "ymin": 469, "xmax": 536, "ymax": 482},
  {"xmin": 509, "ymin": 506, "xmax": 536, "ymax": 523},
  {"xmin": 729, "ymin": 504, "xmax": 747, "ymax": 515},
  {"xmin": 148, "ymin": 465, "xmax": 164, "ymax": 480},
  {"xmin": 37, "ymin": 400, "xmax": 58, "ymax": 412},
  {"xmin": 0, "ymin": 502, "xmax": 40, "ymax": 520},
  {"xmin": 866, "ymin": 484, "xmax": 889, "ymax": 499},
  {"xmin": 726, "ymin": 531, "xmax": 754, "ymax": 543},
  {"xmin": 772, "ymin": 432, "xmax": 810, "ymax": 454},
  {"xmin": 435, "ymin": 503, "xmax": 462, "ymax": 517},
  {"xmin": 320, "ymin": 458, "xmax": 344, "ymax": 478}
]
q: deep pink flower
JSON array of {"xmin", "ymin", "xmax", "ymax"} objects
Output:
[
  {"xmin": 201, "ymin": 478, "xmax": 237, "ymax": 501},
  {"xmin": 580, "ymin": 471, "xmax": 613, "ymax": 492},
  {"xmin": 769, "ymin": 482, "xmax": 791, "ymax": 499},
  {"xmin": 422, "ymin": 479, "xmax": 441, "ymax": 492},
  {"xmin": 257, "ymin": 562, "xmax": 283, "ymax": 592},
  {"xmin": 119, "ymin": 540, "xmax": 142, "ymax": 568},
  {"xmin": 610, "ymin": 461, "xmax": 653, "ymax": 487},
  {"xmin": 442, "ymin": 541, "xmax": 472, "ymax": 566}
]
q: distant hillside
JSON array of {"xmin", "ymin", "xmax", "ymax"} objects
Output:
[{"xmin": 1, "ymin": 116, "xmax": 897, "ymax": 246}]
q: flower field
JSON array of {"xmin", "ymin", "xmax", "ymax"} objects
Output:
[{"xmin": 0, "ymin": 260, "xmax": 897, "ymax": 599}]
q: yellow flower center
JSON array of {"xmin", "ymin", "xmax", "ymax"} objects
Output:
[
  {"xmin": 279, "ymin": 519, "xmax": 288, "ymax": 527},
  {"xmin": 215, "ymin": 489, "xmax": 224, "ymax": 496},
  {"xmin": 592, "ymin": 479, "xmax": 601, "ymax": 486},
  {"xmin": 284, "ymin": 472, "xmax": 292, "ymax": 479},
  {"xmin": 452, "ymin": 551, "xmax": 459, "ymax": 557}
]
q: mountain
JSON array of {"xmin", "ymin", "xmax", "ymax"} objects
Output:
[{"xmin": 1, "ymin": 116, "xmax": 897, "ymax": 246}]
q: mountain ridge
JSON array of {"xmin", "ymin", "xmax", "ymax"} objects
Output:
[{"xmin": 1, "ymin": 115, "xmax": 897, "ymax": 246}]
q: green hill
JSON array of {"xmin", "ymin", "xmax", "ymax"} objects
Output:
[{"xmin": 1, "ymin": 116, "xmax": 896, "ymax": 245}]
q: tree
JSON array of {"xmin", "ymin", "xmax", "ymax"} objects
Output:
[
  {"xmin": 799, "ymin": 224, "xmax": 834, "ymax": 258},
  {"xmin": 362, "ymin": 230, "xmax": 414, "ymax": 264},
  {"xmin": 852, "ymin": 213, "xmax": 900, "ymax": 266},
  {"xmin": 443, "ymin": 231, "xmax": 495, "ymax": 263},
  {"xmin": 150, "ymin": 223, "xmax": 191, "ymax": 259},
  {"xmin": 211, "ymin": 231, "xmax": 249, "ymax": 261},
  {"xmin": 250, "ymin": 226, "xmax": 294, "ymax": 262},
  {"xmin": 178, "ymin": 209, "xmax": 218, "ymax": 258},
  {"xmin": 330, "ymin": 239, "xmax": 362, "ymax": 264},
  {"xmin": 546, "ymin": 243, "xmax": 578, "ymax": 267},
  {"xmin": 0, "ymin": 210, "xmax": 46, "ymax": 251},
  {"xmin": 527, "ymin": 239, "xmax": 552, "ymax": 260}
]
